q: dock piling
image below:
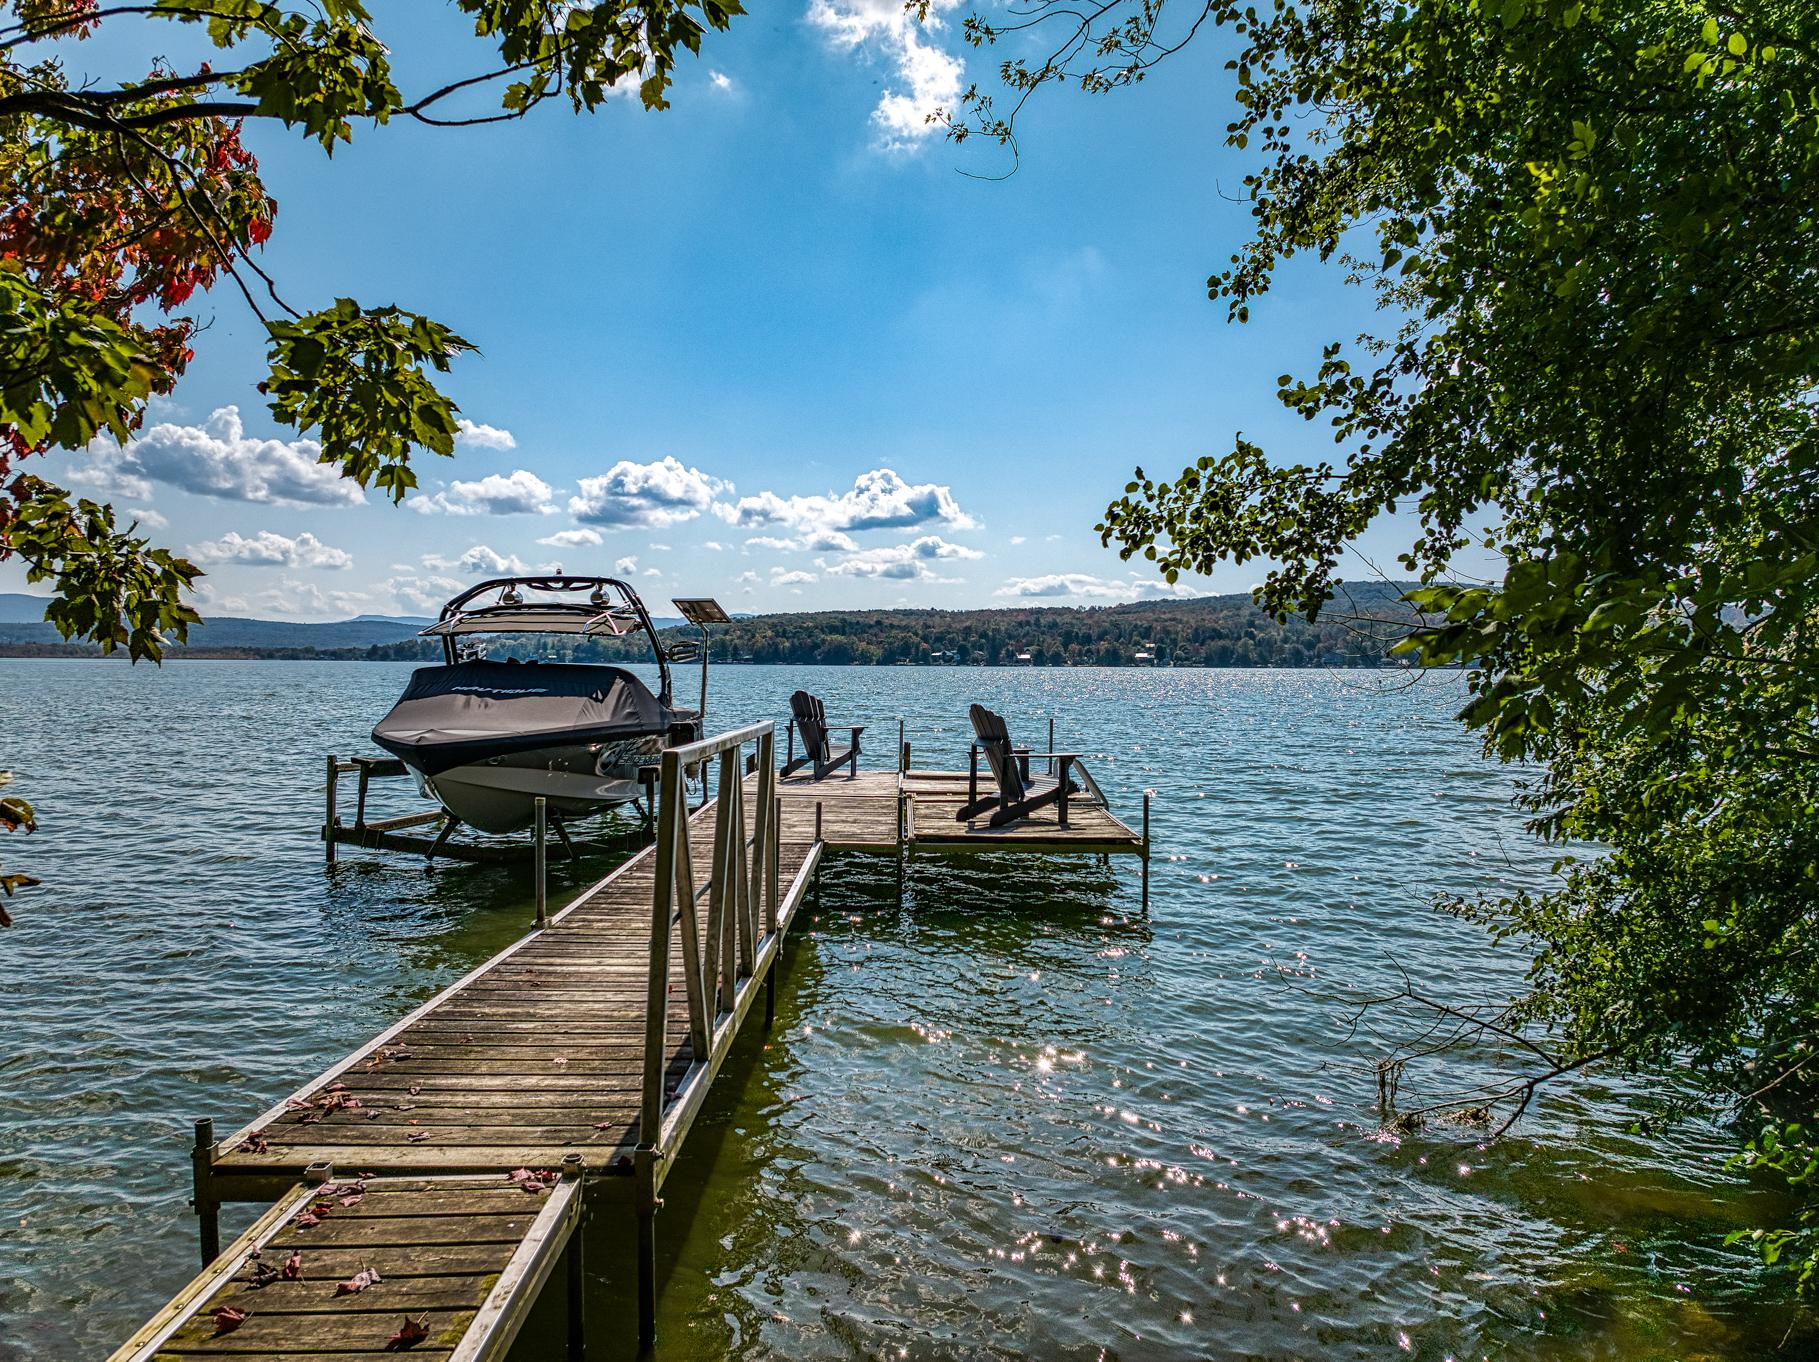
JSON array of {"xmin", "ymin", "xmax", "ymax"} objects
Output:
[
  {"xmin": 1141, "ymin": 791, "xmax": 1152, "ymax": 913},
  {"xmin": 190, "ymin": 1118, "xmax": 218, "ymax": 1265},
  {"xmin": 323, "ymin": 756, "xmax": 337, "ymax": 865},
  {"xmin": 535, "ymin": 796, "xmax": 549, "ymax": 926}
]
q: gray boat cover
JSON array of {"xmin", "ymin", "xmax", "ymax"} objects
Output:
[{"xmin": 372, "ymin": 660, "xmax": 670, "ymax": 775}]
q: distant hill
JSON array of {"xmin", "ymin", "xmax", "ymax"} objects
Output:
[
  {"xmin": 0, "ymin": 593, "xmax": 56, "ymax": 624},
  {"xmin": 0, "ymin": 584, "xmax": 1428, "ymax": 667},
  {"xmin": 0, "ymin": 595, "xmax": 435, "ymax": 650}
]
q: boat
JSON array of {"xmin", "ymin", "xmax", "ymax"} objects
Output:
[{"xmin": 370, "ymin": 575, "xmax": 700, "ymax": 833}]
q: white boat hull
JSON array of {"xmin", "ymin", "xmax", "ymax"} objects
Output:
[{"xmin": 406, "ymin": 738, "xmax": 659, "ymax": 833}]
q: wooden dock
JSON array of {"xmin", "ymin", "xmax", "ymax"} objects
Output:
[
  {"xmin": 109, "ymin": 1173, "xmax": 584, "ymax": 1361},
  {"xmin": 128, "ymin": 721, "xmax": 1147, "ymax": 1358}
]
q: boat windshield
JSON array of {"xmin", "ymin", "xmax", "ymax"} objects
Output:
[{"xmin": 422, "ymin": 576, "xmax": 672, "ymax": 703}]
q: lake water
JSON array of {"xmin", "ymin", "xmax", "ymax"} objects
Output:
[{"xmin": 0, "ymin": 660, "xmax": 1810, "ymax": 1360}]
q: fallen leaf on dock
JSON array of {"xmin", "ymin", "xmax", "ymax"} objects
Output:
[
  {"xmin": 282, "ymin": 1251, "xmax": 303, "ymax": 1280},
  {"xmin": 340, "ymin": 1190, "xmax": 365, "ymax": 1207},
  {"xmin": 243, "ymin": 1262, "xmax": 279, "ymax": 1290},
  {"xmin": 408, "ymin": 1084, "xmax": 422, "ymax": 1096},
  {"xmin": 592, "ymin": 1122, "xmax": 614, "ymax": 1131},
  {"xmin": 237, "ymin": 1130, "xmax": 269, "ymax": 1153},
  {"xmin": 406, "ymin": 1131, "xmax": 430, "ymax": 1142},
  {"xmin": 385, "ymin": 1315, "xmax": 431, "ymax": 1350},
  {"xmin": 211, "ymin": 1306, "xmax": 249, "ymax": 1336},
  {"xmin": 336, "ymin": 1267, "xmax": 382, "ymax": 1295}
]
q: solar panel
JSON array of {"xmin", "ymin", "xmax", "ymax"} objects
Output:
[{"xmin": 672, "ymin": 597, "xmax": 731, "ymax": 625}]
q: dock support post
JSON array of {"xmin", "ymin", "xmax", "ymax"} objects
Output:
[
  {"xmin": 1141, "ymin": 791, "xmax": 1151, "ymax": 914},
  {"xmin": 634, "ymin": 1175, "xmax": 659, "ymax": 1351},
  {"xmin": 191, "ymin": 1118, "xmax": 219, "ymax": 1265},
  {"xmin": 567, "ymin": 1171, "xmax": 589, "ymax": 1352},
  {"xmin": 534, "ymin": 796, "xmax": 548, "ymax": 926},
  {"xmin": 1049, "ymin": 716, "xmax": 1056, "ymax": 776},
  {"xmin": 324, "ymin": 755, "xmax": 338, "ymax": 865}
]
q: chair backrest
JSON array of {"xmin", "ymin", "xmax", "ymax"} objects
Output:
[
  {"xmin": 968, "ymin": 703, "xmax": 1028, "ymax": 802},
  {"xmin": 791, "ymin": 690, "xmax": 832, "ymax": 763}
]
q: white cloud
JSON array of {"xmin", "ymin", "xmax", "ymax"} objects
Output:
[
  {"xmin": 538, "ymin": 527, "xmax": 605, "ymax": 548},
  {"xmin": 771, "ymin": 568, "xmax": 817, "ymax": 586},
  {"xmin": 716, "ymin": 468, "xmax": 974, "ymax": 538},
  {"xmin": 735, "ymin": 570, "xmax": 760, "ymax": 585},
  {"xmin": 809, "ymin": 0, "xmax": 964, "ymax": 150},
  {"xmin": 1009, "ymin": 535, "xmax": 1026, "ymax": 545},
  {"xmin": 61, "ymin": 444, "xmax": 154, "ymax": 500},
  {"xmin": 455, "ymin": 419, "xmax": 517, "ymax": 451},
  {"xmin": 570, "ymin": 456, "xmax": 728, "ymax": 528},
  {"xmin": 188, "ymin": 530, "xmax": 353, "ymax": 570},
  {"xmin": 128, "ymin": 507, "xmax": 169, "ymax": 530},
  {"xmin": 709, "ymin": 69, "xmax": 734, "ymax": 92},
  {"xmin": 61, "ymin": 407, "xmax": 364, "ymax": 508},
  {"xmin": 407, "ymin": 469, "xmax": 557, "ymax": 517},
  {"xmin": 382, "ymin": 574, "xmax": 463, "ymax": 613},
  {"xmin": 433, "ymin": 545, "xmax": 535, "ymax": 576},
  {"xmin": 993, "ymin": 573, "xmax": 1201, "ymax": 601},
  {"xmin": 703, "ymin": 541, "xmax": 728, "ymax": 551},
  {"xmin": 614, "ymin": 556, "xmax": 639, "ymax": 576},
  {"xmin": 237, "ymin": 577, "xmax": 371, "ymax": 620},
  {"xmin": 828, "ymin": 535, "xmax": 981, "ymax": 580}
]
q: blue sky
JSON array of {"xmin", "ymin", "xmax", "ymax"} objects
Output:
[{"xmin": 9, "ymin": 2, "xmax": 1398, "ymax": 620}]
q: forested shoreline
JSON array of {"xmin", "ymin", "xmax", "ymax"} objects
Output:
[{"xmin": 0, "ymin": 586, "xmax": 1425, "ymax": 667}]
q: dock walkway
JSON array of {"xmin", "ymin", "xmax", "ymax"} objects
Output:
[{"xmin": 127, "ymin": 722, "xmax": 1148, "ymax": 1357}]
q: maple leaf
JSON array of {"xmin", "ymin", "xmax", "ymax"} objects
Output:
[
  {"xmin": 385, "ymin": 1315, "xmax": 431, "ymax": 1351},
  {"xmin": 211, "ymin": 1305, "xmax": 250, "ymax": 1336},
  {"xmin": 282, "ymin": 1251, "xmax": 302, "ymax": 1280}
]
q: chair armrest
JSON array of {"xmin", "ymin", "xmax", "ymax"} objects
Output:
[{"xmin": 1021, "ymin": 751, "xmax": 1080, "ymax": 760}]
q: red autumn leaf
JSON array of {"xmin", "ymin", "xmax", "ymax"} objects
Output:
[
  {"xmin": 282, "ymin": 1251, "xmax": 302, "ymax": 1280},
  {"xmin": 211, "ymin": 1305, "xmax": 250, "ymax": 1336},
  {"xmin": 336, "ymin": 1267, "xmax": 382, "ymax": 1295},
  {"xmin": 406, "ymin": 1130, "xmax": 430, "ymax": 1142},
  {"xmin": 325, "ymin": 1083, "xmax": 347, "ymax": 1093},
  {"xmin": 385, "ymin": 1315, "xmax": 431, "ymax": 1351},
  {"xmin": 237, "ymin": 1130, "xmax": 269, "ymax": 1153},
  {"xmin": 340, "ymin": 1190, "xmax": 365, "ymax": 1207},
  {"xmin": 294, "ymin": 1211, "xmax": 321, "ymax": 1229}
]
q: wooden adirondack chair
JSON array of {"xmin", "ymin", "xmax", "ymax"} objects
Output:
[
  {"xmin": 956, "ymin": 703, "xmax": 1079, "ymax": 828},
  {"xmin": 783, "ymin": 690, "xmax": 864, "ymax": 779}
]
